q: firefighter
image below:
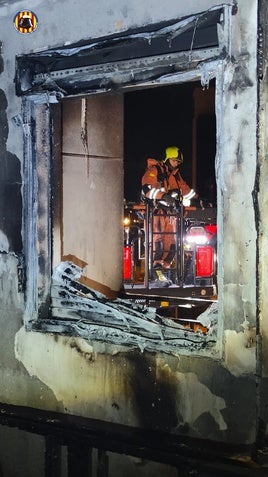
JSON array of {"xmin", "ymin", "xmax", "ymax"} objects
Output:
[{"xmin": 141, "ymin": 146, "xmax": 196, "ymax": 287}]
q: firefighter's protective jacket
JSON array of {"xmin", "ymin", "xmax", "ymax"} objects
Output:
[{"xmin": 141, "ymin": 158, "xmax": 194, "ymax": 202}]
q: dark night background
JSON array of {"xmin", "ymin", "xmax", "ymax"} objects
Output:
[{"xmin": 124, "ymin": 81, "xmax": 216, "ymax": 203}]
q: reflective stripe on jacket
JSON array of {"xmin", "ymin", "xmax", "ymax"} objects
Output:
[{"xmin": 141, "ymin": 158, "xmax": 192, "ymax": 200}]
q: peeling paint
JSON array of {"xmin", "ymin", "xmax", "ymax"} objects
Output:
[
  {"xmin": 224, "ymin": 321, "xmax": 256, "ymax": 377},
  {"xmin": 0, "ymin": 231, "xmax": 8, "ymax": 253},
  {"xmin": 0, "ymin": 252, "xmax": 24, "ymax": 310},
  {"xmin": 153, "ymin": 359, "xmax": 227, "ymax": 432},
  {"xmin": 15, "ymin": 326, "xmax": 140, "ymax": 424},
  {"xmin": 228, "ymin": 62, "xmax": 254, "ymax": 92},
  {"xmin": 15, "ymin": 326, "xmax": 227, "ymax": 433},
  {"xmin": 174, "ymin": 370, "xmax": 227, "ymax": 431}
]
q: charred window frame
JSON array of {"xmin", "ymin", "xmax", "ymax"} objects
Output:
[{"xmin": 18, "ymin": 6, "xmax": 231, "ymax": 354}]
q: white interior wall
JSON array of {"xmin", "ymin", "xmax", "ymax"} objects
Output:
[{"xmin": 62, "ymin": 95, "xmax": 124, "ymax": 293}]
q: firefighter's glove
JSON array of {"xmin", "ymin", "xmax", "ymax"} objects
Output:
[
  {"xmin": 159, "ymin": 193, "xmax": 176, "ymax": 210},
  {"xmin": 182, "ymin": 197, "xmax": 191, "ymax": 207},
  {"xmin": 169, "ymin": 189, "xmax": 181, "ymax": 199}
]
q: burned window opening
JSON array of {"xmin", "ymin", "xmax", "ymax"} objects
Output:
[
  {"xmin": 30, "ymin": 261, "xmax": 218, "ymax": 356},
  {"xmin": 54, "ymin": 80, "xmax": 217, "ymax": 328},
  {"xmin": 22, "ymin": 79, "xmax": 219, "ymax": 351},
  {"xmin": 18, "ymin": 7, "xmax": 226, "ymax": 352},
  {"xmin": 15, "ymin": 7, "xmax": 225, "ymax": 97}
]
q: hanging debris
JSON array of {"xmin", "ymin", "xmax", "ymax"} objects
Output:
[
  {"xmin": 15, "ymin": 7, "xmax": 224, "ymax": 96},
  {"xmin": 38, "ymin": 261, "xmax": 219, "ymax": 355}
]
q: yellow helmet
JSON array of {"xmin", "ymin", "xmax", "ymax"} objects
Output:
[{"xmin": 164, "ymin": 146, "xmax": 183, "ymax": 163}]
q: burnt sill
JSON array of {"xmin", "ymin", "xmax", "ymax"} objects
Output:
[{"xmin": 30, "ymin": 261, "xmax": 218, "ymax": 355}]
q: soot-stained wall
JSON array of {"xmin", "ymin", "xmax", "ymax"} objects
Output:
[
  {"xmin": 0, "ymin": 1, "xmax": 267, "ymax": 474},
  {"xmin": 0, "ymin": 86, "xmax": 22, "ymax": 254}
]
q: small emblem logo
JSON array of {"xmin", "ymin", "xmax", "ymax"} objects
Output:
[{"xmin": 14, "ymin": 11, "xmax": 38, "ymax": 34}]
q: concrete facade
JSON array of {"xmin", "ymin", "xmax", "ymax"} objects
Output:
[{"xmin": 0, "ymin": 0, "xmax": 267, "ymax": 475}]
